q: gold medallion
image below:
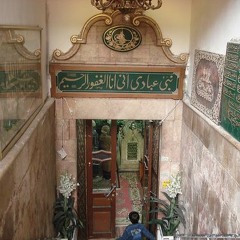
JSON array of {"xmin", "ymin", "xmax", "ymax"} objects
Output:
[{"xmin": 103, "ymin": 25, "xmax": 142, "ymax": 52}]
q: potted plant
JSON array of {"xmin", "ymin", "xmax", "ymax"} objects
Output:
[
  {"xmin": 149, "ymin": 173, "xmax": 186, "ymax": 239},
  {"xmin": 53, "ymin": 172, "xmax": 83, "ymax": 240}
]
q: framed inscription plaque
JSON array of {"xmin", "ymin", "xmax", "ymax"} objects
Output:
[
  {"xmin": 191, "ymin": 50, "xmax": 225, "ymax": 124},
  {"xmin": 50, "ymin": 65, "xmax": 185, "ymax": 99},
  {"xmin": 221, "ymin": 41, "xmax": 240, "ymax": 141}
]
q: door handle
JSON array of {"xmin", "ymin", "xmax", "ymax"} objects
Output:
[
  {"xmin": 105, "ymin": 184, "xmax": 117, "ymax": 198},
  {"xmin": 150, "ymin": 191, "xmax": 157, "ymax": 197},
  {"xmin": 144, "ymin": 155, "xmax": 149, "ymax": 170}
]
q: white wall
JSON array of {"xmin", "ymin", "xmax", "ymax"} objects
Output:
[
  {"xmin": 47, "ymin": 0, "xmax": 191, "ymax": 59},
  {"xmin": 185, "ymin": 0, "xmax": 240, "ymax": 98},
  {"xmin": 0, "ymin": 0, "xmax": 49, "ymax": 99},
  {"xmin": 0, "ymin": 0, "xmax": 46, "ymax": 26},
  {"xmin": 147, "ymin": 0, "xmax": 191, "ymax": 54}
]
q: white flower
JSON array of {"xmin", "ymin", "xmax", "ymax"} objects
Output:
[
  {"xmin": 166, "ymin": 172, "xmax": 182, "ymax": 198},
  {"xmin": 58, "ymin": 172, "xmax": 78, "ymax": 198}
]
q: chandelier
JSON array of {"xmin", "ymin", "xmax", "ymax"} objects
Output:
[{"xmin": 91, "ymin": 0, "xmax": 162, "ymax": 13}]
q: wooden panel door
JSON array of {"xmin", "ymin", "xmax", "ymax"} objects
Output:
[{"xmin": 86, "ymin": 120, "xmax": 117, "ymax": 239}]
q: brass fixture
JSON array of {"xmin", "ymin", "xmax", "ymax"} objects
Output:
[{"xmin": 91, "ymin": 0, "xmax": 162, "ymax": 13}]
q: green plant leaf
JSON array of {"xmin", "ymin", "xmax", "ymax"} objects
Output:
[
  {"xmin": 148, "ymin": 192, "xmax": 186, "ymax": 236},
  {"xmin": 53, "ymin": 195, "xmax": 83, "ymax": 240}
]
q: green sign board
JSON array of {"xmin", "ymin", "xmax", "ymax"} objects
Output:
[
  {"xmin": 0, "ymin": 70, "xmax": 40, "ymax": 93},
  {"xmin": 220, "ymin": 42, "xmax": 240, "ymax": 141},
  {"xmin": 221, "ymin": 94, "xmax": 240, "ymax": 141},
  {"xmin": 56, "ymin": 70, "xmax": 179, "ymax": 94}
]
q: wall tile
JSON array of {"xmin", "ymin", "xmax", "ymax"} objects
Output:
[{"xmin": 181, "ymin": 101, "xmax": 240, "ymax": 234}]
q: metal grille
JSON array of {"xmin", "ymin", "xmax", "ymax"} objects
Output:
[
  {"xmin": 76, "ymin": 119, "xmax": 87, "ymax": 240},
  {"xmin": 149, "ymin": 120, "xmax": 161, "ymax": 234}
]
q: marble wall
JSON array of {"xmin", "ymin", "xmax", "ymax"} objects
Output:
[
  {"xmin": 180, "ymin": 99, "xmax": 240, "ymax": 234},
  {"xmin": 0, "ymin": 99, "xmax": 56, "ymax": 240},
  {"xmin": 55, "ymin": 97, "xmax": 183, "ymax": 188}
]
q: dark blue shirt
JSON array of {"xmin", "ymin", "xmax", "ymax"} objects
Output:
[{"xmin": 118, "ymin": 223, "xmax": 155, "ymax": 240}]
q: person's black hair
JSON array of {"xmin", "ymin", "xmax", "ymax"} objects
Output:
[{"xmin": 129, "ymin": 211, "xmax": 140, "ymax": 224}]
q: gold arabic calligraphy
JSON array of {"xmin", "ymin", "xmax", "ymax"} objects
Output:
[{"xmin": 59, "ymin": 73, "xmax": 175, "ymax": 92}]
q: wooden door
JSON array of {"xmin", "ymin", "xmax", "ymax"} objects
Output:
[
  {"xmin": 142, "ymin": 120, "xmax": 161, "ymax": 232},
  {"xmin": 86, "ymin": 120, "xmax": 117, "ymax": 239}
]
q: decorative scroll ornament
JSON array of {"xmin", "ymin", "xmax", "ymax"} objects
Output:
[
  {"xmin": 103, "ymin": 25, "xmax": 142, "ymax": 52},
  {"xmin": 91, "ymin": 0, "xmax": 162, "ymax": 14},
  {"xmin": 6, "ymin": 30, "xmax": 41, "ymax": 60},
  {"xmin": 51, "ymin": 12, "xmax": 188, "ymax": 65}
]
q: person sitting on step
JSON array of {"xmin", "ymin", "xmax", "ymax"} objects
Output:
[{"xmin": 117, "ymin": 211, "xmax": 156, "ymax": 240}]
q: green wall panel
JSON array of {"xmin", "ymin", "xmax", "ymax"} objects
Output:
[{"xmin": 221, "ymin": 42, "xmax": 240, "ymax": 141}]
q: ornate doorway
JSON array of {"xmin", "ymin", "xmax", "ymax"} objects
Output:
[{"xmin": 76, "ymin": 120, "xmax": 161, "ymax": 239}]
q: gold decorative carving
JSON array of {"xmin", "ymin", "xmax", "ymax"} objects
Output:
[
  {"xmin": 70, "ymin": 14, "xmax": 113, "ymax": 44},
  {"xmin": 91, "ymin": 0, "xmax": 162, "ymax": 13},
  {"xmin": 52, "ymin": 45, "xmax": 80, "ymax": 61},
  {"xmin": 52, "ymin": 14, "xmax": 113, "ymax": 61},
  {"xmin": 7, "ymin": 30, "xmax": 24, "ymax": 43},
  {"xmin": 51, "ymin": 11, "xmax": 188, "ymax": 65},
  {"xmin": 160, "ymin": 38, "xmax": 172, "ymax": 47},
  {"xmin": 132, "ymin": 15, "xmax": 188, "ymax": 64},
  {"xmin": 14, "ymin": 43, "xmax": 41, "ymax": 60}
]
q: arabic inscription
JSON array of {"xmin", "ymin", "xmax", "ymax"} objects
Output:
[{"xmin": 57, "ymin": 71, "xmax": 178, "ymax": 94}]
